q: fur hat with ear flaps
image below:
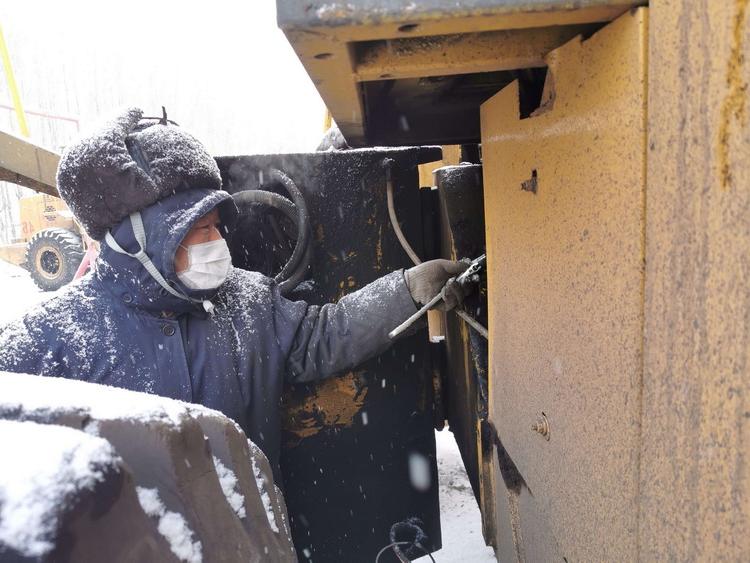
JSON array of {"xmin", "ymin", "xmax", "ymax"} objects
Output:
[{"xmin": 56, "ymin": 107, "xmax": 222, "ymax": 240}]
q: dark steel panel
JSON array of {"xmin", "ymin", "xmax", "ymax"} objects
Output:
[
  {"xmin": 217, "ymin": 147, "xmax": 442, "ymax": 563},
  {"xmin": 434, "ymin": 163, "xmax": 489, "ymax": 514}
]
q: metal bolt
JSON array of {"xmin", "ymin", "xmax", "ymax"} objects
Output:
[{"xmin": 531, "ymin": 413, "xmax": 550, "ymax": 441}]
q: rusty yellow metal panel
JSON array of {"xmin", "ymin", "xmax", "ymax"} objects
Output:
[
  {"xmin": 353, "ymin": 25, "xmax": 590, "ymax": 82},
  {"xmin": 417, "ymin": 145, "xmax": 461, "ymax": 188},
  {"xmin": 418, "ymin": 145, "xmax": 462, "ymax": 339},
  {"xmin": 639, "ymin": 0, "xmax": 750, "ymax": 559},
  {"xmin": 480, "ymin": 9, "xmax": 647, "ymax": 560}
]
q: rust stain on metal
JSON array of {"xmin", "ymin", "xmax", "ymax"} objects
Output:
[
  {"xmin": 336, "ymin": 275, "xmax": 358, "ymax": 299},
  {"xmin": 718, "ymin": 0, "xmax": 748, "ymax": 189},
  {"xmin": 283, "ymin": 371, "xmax": 369, "ymax": 444}
]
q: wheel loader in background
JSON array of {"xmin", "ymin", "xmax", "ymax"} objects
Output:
[
  {"xmin": 13, "ymin": 193, "xmax": 83, "ymax": 290},
  {"xmin": 0, "ymin": 130, "xmax": 84, "ymax": 291}
]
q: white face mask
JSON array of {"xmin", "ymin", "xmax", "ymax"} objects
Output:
[{"xmin": 177, "ymin": 238, "xmax": 232, "ymax": 290}]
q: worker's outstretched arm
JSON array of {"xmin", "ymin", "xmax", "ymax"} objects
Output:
[
  {"xmin": 275, "ymin": 270, "xmax": 416, "ymax": 383},
  {"xmin": 275, "ymin": 260, "xmax": 467, "ymax": 383}
]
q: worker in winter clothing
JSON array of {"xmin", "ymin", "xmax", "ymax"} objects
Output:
[{"xmin": 0, "ymin": 108, "xmax": 468, "ymax": 481}]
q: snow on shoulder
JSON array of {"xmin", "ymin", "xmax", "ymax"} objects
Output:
[{"xmin": 0, "ymin": 419, "xmax": 120, "ymax": 558}]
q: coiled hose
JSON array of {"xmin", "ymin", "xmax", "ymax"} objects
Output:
[
  {"xmin": 382, "ymin": 157, "xmax": 488, "ymax": 338},
  {"xmin": 231, "ymin": 168, "xmax": 311, "ymax": 295}
]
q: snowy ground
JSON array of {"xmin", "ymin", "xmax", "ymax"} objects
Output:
[
  {"xmin": 0, "ymin": 261, "xmax": 53, "ymax": 325},
  {"xmin": 420, "ymin": 430, "xmax": 497, "ymax": 562},
  {"xmin": 0, "ymin": 261, "xmax": 496, "ymax": 562}
]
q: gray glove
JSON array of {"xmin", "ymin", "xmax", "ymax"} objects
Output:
[{"xmin": 404, "ymin": 259, "xmax": 470, "ymax": 312}]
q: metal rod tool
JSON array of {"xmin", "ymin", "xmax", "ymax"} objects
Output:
[{"xmin": 389, "ymin": 254, "xmax": 486, "ymax": 339}]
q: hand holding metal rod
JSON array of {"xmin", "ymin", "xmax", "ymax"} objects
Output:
[{"xmin": 389, "ymin": 255, "xmax": 487, "ymax": 339}]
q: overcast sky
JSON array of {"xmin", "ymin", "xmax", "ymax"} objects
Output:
[{"xmin": 0, "ymin": 0, "xmax": 326, "ymax": 155}]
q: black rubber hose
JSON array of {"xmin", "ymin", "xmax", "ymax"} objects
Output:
[
  {"xmin": 232, "ymin": 189, "xmax": 297, "ymax": 219},
  {"xmin": 278, "ymin": 237, "xmax": 312, "ymax": 295},
  {"xmin": 231, "ymin": 173, "xmax": 311, "ymax": 295},
  {"xmin": 232, "ymin": 189, "xmax": 301, "ymax": 290},
  {"xmin": 265, "ymin": 168, "xmax": 310, "ymax": 282}
]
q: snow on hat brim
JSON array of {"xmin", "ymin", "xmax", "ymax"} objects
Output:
[{"xmin": 56, "ymin": 107, "xmax": 222, "ymax": 240}]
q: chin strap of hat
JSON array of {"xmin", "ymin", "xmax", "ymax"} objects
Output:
[{"xmin": 104, "ymin": 212, "xmax": 215, "ymax": 315}]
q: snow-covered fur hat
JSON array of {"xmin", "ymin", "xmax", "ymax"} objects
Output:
[{"xmin": 56, "ymin": 107, "xmax": 222, "ymax": 240}]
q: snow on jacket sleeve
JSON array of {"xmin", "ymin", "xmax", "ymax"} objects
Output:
[
  {"xmin": 273, "ymin": 269, "xmax": 420, "ymax": 383},
  {"xmin": 0, "ymin": 316, "xmax": 46, "ymax": 376}
]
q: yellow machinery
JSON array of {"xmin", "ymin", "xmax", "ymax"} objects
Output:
[
  {"xmin": 0, "ymin": 129, "xmax": 83, "ymax": 290},
  {"xmin": 278, "ymin": 1, "xmax": 749, "ymax": 560}
]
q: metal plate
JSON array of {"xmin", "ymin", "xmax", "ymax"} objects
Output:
[
  {"xmin": 640, "ymin": 0, "xmax": 750, "ymax": 559},
  {"xmin": 217, "ymin": 147, "xmax": 442, "ymax": 563},
  {"xmin": 480, "ymin": 9, "xmax": 647, "ymax": 560}
]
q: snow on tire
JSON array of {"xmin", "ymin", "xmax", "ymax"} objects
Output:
[{"xmin": 0, "ymin": 373, "xmax": 297, "ymax": 563}]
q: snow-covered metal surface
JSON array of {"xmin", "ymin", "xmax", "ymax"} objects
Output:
[{"xmin": 278, "ymin": 0, "xmax": 637, "ymax": 28}]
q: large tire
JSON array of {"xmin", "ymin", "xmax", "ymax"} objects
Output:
[
  {"xmin": 25, "ymin": 227, "xmax": 84, "ymax": 291},
  {"xmin": 0, "ymin": 374, "xmax": 297, "ymax": 562}
]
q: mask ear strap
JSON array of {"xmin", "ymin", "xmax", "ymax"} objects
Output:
[{"xmin": 104, "ymin": 212, "xmax": 216, "ymax": 314}]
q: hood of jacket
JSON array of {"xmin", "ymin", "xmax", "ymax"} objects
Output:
[{"xmin": 95, "ymin": 188, "xmax": 238, "ymax": 315}]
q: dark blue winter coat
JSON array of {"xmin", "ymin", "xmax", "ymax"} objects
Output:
[{"xmin": 0, "ymin": 188, "xmax": 418, "ymax": 480}]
